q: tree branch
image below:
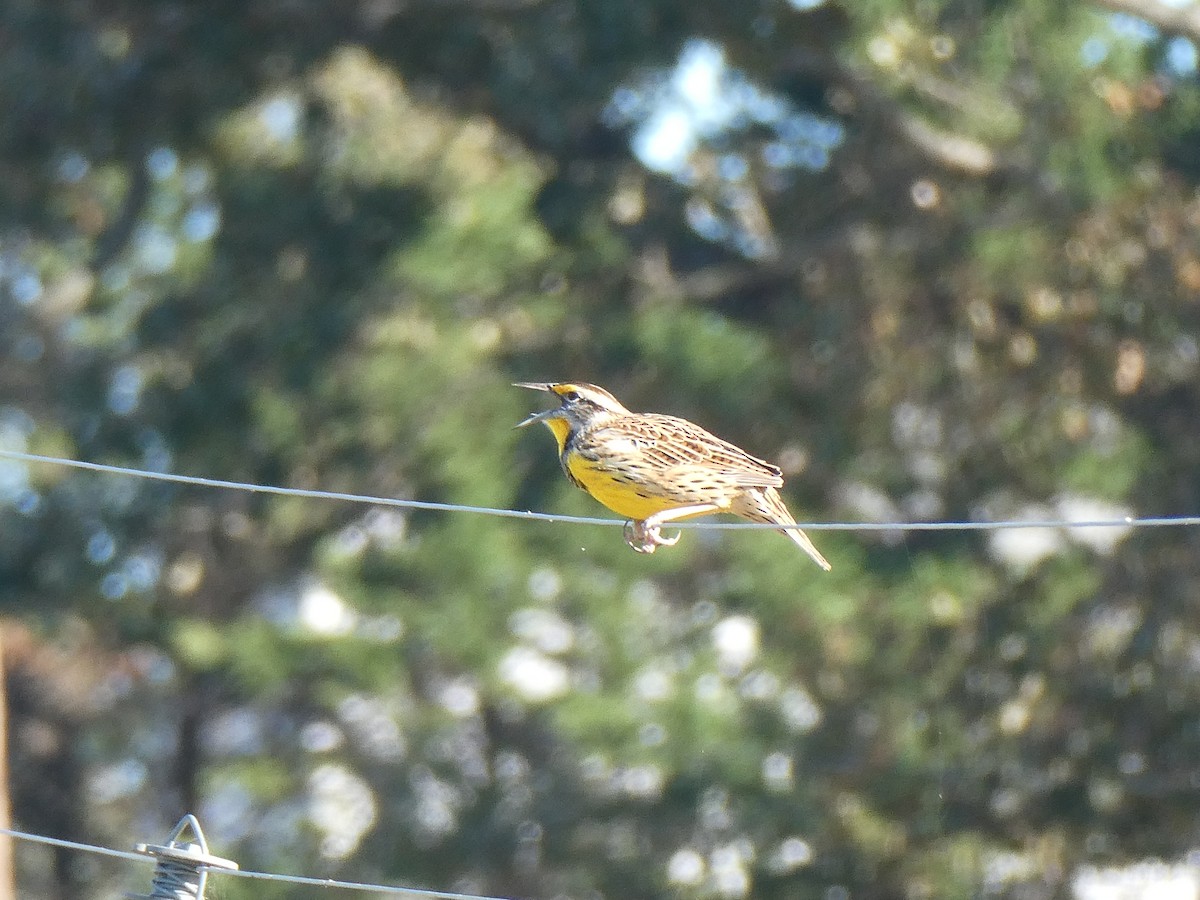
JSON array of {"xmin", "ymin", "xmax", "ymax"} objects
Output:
[{"xmin": 783, "ymin": 50, "xmax": 1005, "ymax": 176}]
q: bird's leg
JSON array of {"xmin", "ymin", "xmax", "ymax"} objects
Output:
[
  {"xmin": 623, "ymin": 519, "xmax": 680, "ymax": 553},
  {"xmin": 624, "ymin": 504, "xmax": 724, "ymax": 554},
  {"xmin": 624, "ymin": 520, "xmax": 661, "ymax": 553}
]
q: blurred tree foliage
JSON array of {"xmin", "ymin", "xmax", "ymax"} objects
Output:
[{"xmin": 2, "ymin": 0, "xmax": 1200, "ymax": 898}]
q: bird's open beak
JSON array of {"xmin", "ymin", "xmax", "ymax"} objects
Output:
[
  {"xmin": 513, "ymin": 382, "xmax": 557, "ymax": 428},
  {"xmin": 515, "ymin": 408, "xmax": 554, "ymax": 428}
]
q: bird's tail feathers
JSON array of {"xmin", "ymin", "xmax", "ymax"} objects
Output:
[{"xmin": 741, "ymin": 488, "xmax": 832, "ymax": 572}]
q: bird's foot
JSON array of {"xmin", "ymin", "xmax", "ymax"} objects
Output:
[{"xmin": 623, "ymin": 519, "xmax": 682, "ymax": 554}]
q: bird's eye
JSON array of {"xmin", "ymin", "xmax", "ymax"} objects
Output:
[{"xmin": 562, "ymin": 390, "xmax": 580, "ymax": 402}]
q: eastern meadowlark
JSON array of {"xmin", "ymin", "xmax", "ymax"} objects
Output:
[{"xmin": 515, "ymin": 382, "xmax": 831, "ymax": 570}]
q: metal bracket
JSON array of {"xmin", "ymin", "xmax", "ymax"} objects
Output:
[{"xmin": 127, "ymin": 815, "xmax": 238, "ymax": 900}]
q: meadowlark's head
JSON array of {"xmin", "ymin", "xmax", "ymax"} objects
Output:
[{"xmin": 514, "ymin": 382, "xmax": 629, "ymax": 451}]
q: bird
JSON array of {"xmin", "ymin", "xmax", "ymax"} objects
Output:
[{"xmin": 515, "ymin": 382, "xmax": 831, "ymax": 570}]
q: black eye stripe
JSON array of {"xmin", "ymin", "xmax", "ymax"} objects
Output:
[{"xmin": 562, "ymin": 390, "xmax": 580, "ymax": 402}]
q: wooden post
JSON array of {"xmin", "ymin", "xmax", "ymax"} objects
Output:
[{"xmin": 0, "ymin": 627, "xmax": 15, "ymax": 900}]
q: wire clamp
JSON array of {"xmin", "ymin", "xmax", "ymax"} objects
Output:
[{"xmin": 127, "ymin": 814, "xmax": 238, "ymax": 900}]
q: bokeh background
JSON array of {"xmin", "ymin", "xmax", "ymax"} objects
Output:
[{"xmin": 3, "ymin": 1, "xmax": 1200, "ymax": 897}]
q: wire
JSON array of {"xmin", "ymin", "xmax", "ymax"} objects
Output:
[
  {"xmin": 0, "ymin": 826, "xmax": 146, "ymax": 863},
  {"xmin": 3, "ymin": 448, "xmax": 1198, "ymax": 533},
  {"xmin": 0, "ymin": 449, "xmax": 615, "ymax": 525},
  {"xmin": 0, "ymin": 826, "xmax": 514, "ymax": 900},
  {"xmin": 222, "ymin": 866, "xmax": 512, "ymax": 898}
]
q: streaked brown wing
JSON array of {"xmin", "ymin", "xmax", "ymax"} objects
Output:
[{"xmin": 577, "ymin": 414, "xmax": 783, "ymax": 492}]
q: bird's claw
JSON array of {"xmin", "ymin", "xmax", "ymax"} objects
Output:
[
  {"xmin": 654, "ymin": 527, "xmax": 681, "ymax": 547},
  {"xmin": 623, "ymin": 520, "xmax": 682, "ymax": 554}
]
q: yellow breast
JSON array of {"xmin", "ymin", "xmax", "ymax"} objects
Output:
[{"xmin": 565, "ymin": 453, "xmax": 682, "ymax": 520}]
